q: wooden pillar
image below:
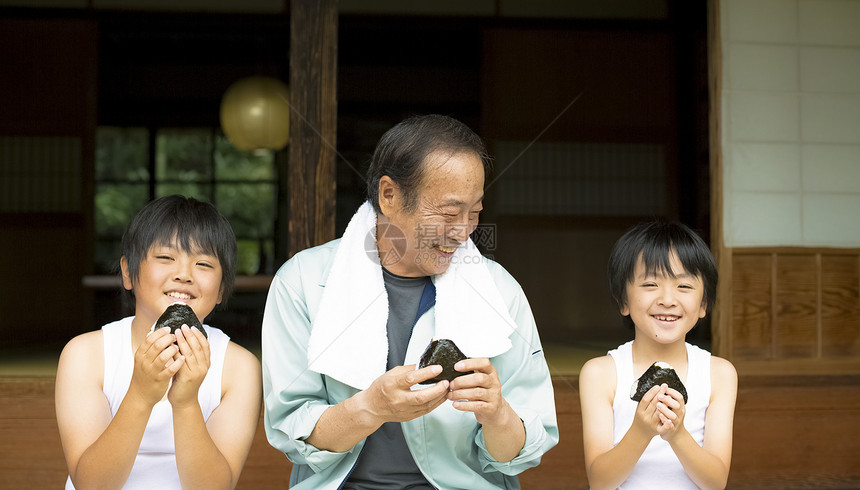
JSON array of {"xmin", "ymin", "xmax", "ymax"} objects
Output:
[
  {"xmin": 708, "ymin": 0, "xmax": 731, "ymax": 359},
  {"xmin": 288, "ymin": 0, "xmax": 338, "ymax": 257}
]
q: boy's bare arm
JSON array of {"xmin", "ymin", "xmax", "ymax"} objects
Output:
[
  {"xmin": 580, "ymin": 356, "xmax": 659, "ymax": 490},
  {"xmin": 667, "ymin": 357, "xmax": 737, "ymax": 489},
  {"xmin": 56, "ymin": 329, "xmax": 181, "ymax": 488},
  {"xmin": 173, "ymin": 337, "xmax": 262, "ymax": 489}
]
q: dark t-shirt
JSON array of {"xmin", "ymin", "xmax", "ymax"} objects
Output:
[{"xmin": 342, "ymin": 268, "xmax": 436, "ymax": 490}]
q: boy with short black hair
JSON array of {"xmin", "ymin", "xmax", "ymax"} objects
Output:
[
  {"xmin": 580, "ymin": 221, "xmax": 737, "ymax": 489},
  {"xmin": 56, "ymin": 195, "xmax": 262, "ymax": 489}
]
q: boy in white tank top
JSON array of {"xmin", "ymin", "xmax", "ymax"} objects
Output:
[
  {"xmin": 579, "ymin": 221, "xmax": 737, "ymax": 489},
  {"xmin": 55, "ymin": 195, "xmax": 262, "ymax": 489}
]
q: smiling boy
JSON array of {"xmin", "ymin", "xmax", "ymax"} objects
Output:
[
  {"xmin": 579, "ymin": 221, "xmax": 738, "ymax": 490},
  {"xmin": 55, "ymin": 195, "xmax": 262, "ymax": 489}
]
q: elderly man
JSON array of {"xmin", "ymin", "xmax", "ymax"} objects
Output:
[{"xmin": 262, "ymin": 114, "xmax": 558, "ymax": 489}]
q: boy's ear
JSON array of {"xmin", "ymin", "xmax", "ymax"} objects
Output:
[
  {"xmin": 120, "ymin": 256, "xmax": 133, "ymax": 291},
  {"xmin": 617, "ymin": 296, "xmax": 629, "ymax": 316},
  {"xmin": 698, "ymin": 300, "xmax": 708, "ymax": 319}
]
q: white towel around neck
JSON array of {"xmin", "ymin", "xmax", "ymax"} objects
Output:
[{"xmin": 306, "ymin": 201, "xmax": 516, "ymax": 390}]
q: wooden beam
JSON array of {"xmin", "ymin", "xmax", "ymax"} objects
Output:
[{"xmin": 288, "ymin": 0, "xmax": 338, "ymax": 257}]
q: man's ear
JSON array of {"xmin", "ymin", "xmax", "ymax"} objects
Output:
[
  {"xmin": 378, "ymin": 176, "xmax": 399, "ymax": 216},
  {"xmin": 120, "ymin": 256, "xmax": 133, "ymax": 291}
]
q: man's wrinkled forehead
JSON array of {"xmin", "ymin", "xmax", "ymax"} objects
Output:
[{"xmin": 435, "ymin": 195, "xmax": 485, "ymax": 208}]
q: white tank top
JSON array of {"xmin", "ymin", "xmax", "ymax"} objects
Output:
[
  {"xmin": 608, "ymin": 341, "xmax": 710, "ymax": 490},
  {"xmin": 65, "ymin": 316, "xmax": 229, "ymax": 489}
]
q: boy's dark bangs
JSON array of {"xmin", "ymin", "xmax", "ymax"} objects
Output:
[
  {"xmin": 150, "ymin": 217, "xmax": 220, "ymax": 259},
  {"xmin": 639, "ymin": 239, "xmax": 677, "ymax": 279},
  {"xmin": 638, "ymin": 231, "xmax": 707, "ymax": 280}
]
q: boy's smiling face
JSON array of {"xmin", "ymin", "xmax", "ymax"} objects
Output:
[
  {"xmin": 122, "ymin": 241, "xmax": 224, "ymax": 328},
  {"xmin": 622, "ymin": 251, "xmax": 707, "ymax": 344}
]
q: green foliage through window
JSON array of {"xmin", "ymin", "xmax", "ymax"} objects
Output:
[{"xmin": 95, "ymin": 127, "xmax": 277, "ymax": 276}]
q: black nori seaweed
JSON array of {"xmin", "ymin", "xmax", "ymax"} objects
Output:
[
  {"xmin": 630, "ymin": 362, "xmax": 687, "ymax": 404},
  {"xmin": 155, "ymin": 303, "xmax": 207, "ymax": 339},
  {"xmin": 417, "ymin": 339, "xmax": 469, "ymax": 384}
]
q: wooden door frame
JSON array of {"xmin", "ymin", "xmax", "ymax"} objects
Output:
[{"xmin": 708, "ymin": 0, "xmax": 731, "ymax": 360}]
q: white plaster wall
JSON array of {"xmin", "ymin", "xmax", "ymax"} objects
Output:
[{"xmin": 722, "ymin": 0, "xmax": 860, "ymax": 247}]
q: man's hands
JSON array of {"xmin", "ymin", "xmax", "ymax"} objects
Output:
[
  {"xmin": 309, "ymin": 358, "xmax": 526, "ymax": 460},
  {"xmin": 447, "ymin": 358, "xmax": 525, "ymax": 462},
  {"xmin": 358, "ymin": 364, "xmax": 450, "ymax": 425},
  {"xmin": 447, "ymin": 358, "xmax": 512, "ymax": 425},
  {"xmin": 360, "ymin": 358, "xmax": 518, "ymax": 428},
  {"xmin": 309, "ymin": 364, "xmax": 450, "ymax": 452}
]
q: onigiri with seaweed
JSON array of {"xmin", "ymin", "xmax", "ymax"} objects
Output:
[
  {"xmin": 418, "ymin": 339, "xmax": 469, "ymax": 384},
  {"xmin": 151, "ymin": 302, "xmax": 207, "ymax": 339},
  {"xmin": 630, "ymin": 361, "xmax": 687, "ymax": 403}
]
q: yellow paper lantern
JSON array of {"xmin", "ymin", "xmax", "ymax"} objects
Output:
[{"xmin": 220, "ymin": 76, "xmax": 290, "ymax": 151}]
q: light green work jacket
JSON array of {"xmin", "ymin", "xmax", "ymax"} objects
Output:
[{"xmin": 261, "ymin": 239, "xmax": 559, "ymax": 489}]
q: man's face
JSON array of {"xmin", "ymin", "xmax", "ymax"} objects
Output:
[{"xmin": 377, "ymin": 150, "xmax": 485, "ymax": 277}]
